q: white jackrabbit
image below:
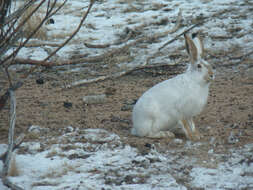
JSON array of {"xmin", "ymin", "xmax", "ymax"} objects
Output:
[{"xmin": 131, "ymin": 32, "xmax": 214, "ymax": 140}]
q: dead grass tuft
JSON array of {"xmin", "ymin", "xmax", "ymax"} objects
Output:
[
  {"xmin": 8, "ymin": 154, "xmax": 20, "ymax": 177},
  {"xmin": 20, "ymin": 5, "xmax": 47, "ymax": 40}
]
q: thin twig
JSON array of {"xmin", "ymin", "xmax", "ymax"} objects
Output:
[
  {"xmin": 0, "ymin": 0, "xmax": 46, "ymax": 58},
  {"xmin": 14, "ymin": 42, "xmax": 62, "ymax": 48},
  {"xmin": 84, "ymin": 42, "xmax": 110, "ymax": 48},
  {"xmin": 65, "ymin": 62, "xmax": 184, "ymax": 88},
  {"xmin": 3, "ymin": 0, "xmax": 35, "ymax": 26},
  {"xmin": 158, "ymin": 22, "xmax": 203, "ymax": 51},
  {"xmin": 48, "ymin": 0, "xmax": 68, "ymax": 18},
  {"xmin": 22, "ymin": 0, "xmax": 95, "ymax": 78}
]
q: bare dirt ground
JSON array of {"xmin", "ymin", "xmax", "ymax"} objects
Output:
[
  {"xmin": 1, "ymin": 57, "xmax": 253, "ymax": 156},
  {"xmin": 1, "ymin": 1, "xmax": 253, "ymax": 189}
]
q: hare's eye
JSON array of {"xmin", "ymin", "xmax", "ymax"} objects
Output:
[{"xmin": 197, "ymin": 64, "xmax": 202, "ymax": 69}]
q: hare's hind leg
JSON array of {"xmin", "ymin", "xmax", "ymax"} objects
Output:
[
  {"xmin": 146, "ymin": 120, "xmax": 175, "ymax": 139},
  {"xmin": 180, "ymin": 118, "xmax": 201, "ymax": 141},
  {"xmin": 180, "ymin": 119, "xmax": 194, "ymax": 140},
  {"xmin": 189, "ymin": 118, "xmax": 202, "ymax": 140}
]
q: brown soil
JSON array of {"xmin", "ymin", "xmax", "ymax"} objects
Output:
[{"xmin": 0, "ymin": 60, "xmax": 253, "ymax": 154}]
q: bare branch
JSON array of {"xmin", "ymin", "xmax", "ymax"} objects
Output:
[
  {"xmin": 166, "ymin": 8, "xmax": 182, "ymax": 34},
  {"xmin": 84, "ymin": 42, "xmax": 111, "ymax": 49},
  {"xmin": 48, "ymin": 0, "xmax": 68, "ymax": 18},
  {"xmin": 3, "ymin": 0, "xmax": 35, "ymax": 26},
  {"xmin": 1, "ymin": 0, "xmax": 46, "ymax": 47},
  {"xmin": 1, "ymin": 0, "xmax": 47, "ymax": 66},
  {"xmin": 158, "ymin": 22, "xmax": 202, "ymax": 51},
  {"xmin": 0, "ymin": 133, "xmax": 25, "ymax": 162},
  {"xmin": 0, "ymin": 82, "xmax": 23, "ymax": 112},
  {"xmin": 65, "ymin": 63, "xmax": 184, "ymax": 88},
  {"xmin": 14, "ymin": 42, "xmax": 62, "ymax": 48},
  {"xmin": 2, "ymin": 89, "xmax": 16, "ymax": 177},
  {"xmin": 84, "ymin": 29, "xmax": 134, "ymax": 48},
  {"xmin": 0, "ymin": 88, "xmax": 24, "ymax": 190},
  {"xmin": 23, "ymin": 0, "xmax": 95, "ymax": 78},
  {"xmin": 45, "ymin": 0, "xmax": 94, "ymax": 62},
  {"xmin": 2, "ymin": 177, "xmax": 24, "ymax": 190},
  {"xmin": 0, "ymin": 90, "xmax": 9, "ymax": 111}
]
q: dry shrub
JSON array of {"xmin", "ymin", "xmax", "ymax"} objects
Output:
[
  {"xmin": 8, "ymin": 154, "xmax": 20, "ymax": 177},
  {"xmin": 20, "ymin": 5, "xmax": 47, "ymax": 40}
]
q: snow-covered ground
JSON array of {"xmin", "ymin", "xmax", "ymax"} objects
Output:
[
  {"xmin": 1, "ymin": 0, "xmax": 253, "ymax": 189},
  {"xmin": 1, "ymin": 128, "xmax": 253, "ymax": 190},
  {"xmin": 12, "ymin": 0, "xmax": 253, "ymax": 66}
]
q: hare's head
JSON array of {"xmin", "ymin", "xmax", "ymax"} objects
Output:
[{"xmin": 184, "ymin": 32, "xmax": 215, "ymax": 84}]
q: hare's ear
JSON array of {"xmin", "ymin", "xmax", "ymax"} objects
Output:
[
  {"xmin": 184, "ymin": 33, "xmax": 198, "ymax": 63},
  {"xmin": 192, "ymin": 32, "xmax": 204, "ymax": 58}
]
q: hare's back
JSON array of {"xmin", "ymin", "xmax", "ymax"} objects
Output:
[{"xmin": 135, "ymin": 76, "xmax": 186, "ymax": 111}]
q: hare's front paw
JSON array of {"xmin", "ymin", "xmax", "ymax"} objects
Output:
[{"xmin": 192, "ymin": 128, "xmax": 204, "ymax": 141}]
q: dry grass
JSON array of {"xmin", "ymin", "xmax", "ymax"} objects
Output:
[
  {"xmin": 20, "ymin": 5, "xmax": 47, "ymax": 40},
  {"xmin": 8, "ymin": 154, "xmax": 20, "ymax": 177}
]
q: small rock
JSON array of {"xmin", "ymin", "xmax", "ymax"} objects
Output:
[
  {"xmin": 63, "ymin": 101, "xmax": 72, "ymax": 108},
  {"xmin": 173, "ymin": 138, "xmax": 183, "ymax": 145},
  {"xmin": 83, "ymin": 94, "xmax": 106, "ymax": 104},
  {"xmin": 28, "ymin": 125, "xmax": 42, "ymax": 134},
  {"xmin": 208, "ymin": 149, "xmax": 214, "ymax": 154},
  {"xmin": 206, "ymin": 126, "xmax": 212, "ymax": 130},
  {"xmin": 210, "ymin": 137, "xmax": 216, "ymax": 144},
  {"xmin": 124, "ymin": 175, "xmax": 135, "ymax": 184},
  {"xmin": 228, "ymin": 131, "xmax": 239, "ymax": 144},
  {"xmin": 28, "ymin": 125, "xmax": 49, "ymax": 134},
  {"xmin": 125, "ymin": 99, "xmax": 137, "ymax": 105},
  {"xmin": 47, "ymin": 18, "xmax": 55, "ymax": 24},
  {"xmin": 225, "ymin": 123, "xmax": 239, "ymax": 129},
  {"xmin": 36, "ymin": 78, "xmax": 44, "ymax": 85},
  {"xmin": 105, "ymin": 87, "xmax": 116, "ymax": 96},
  {"xmin": 121, "ymin": 105, "xmax": 133, "ymax": 111},
  {"xmin": 68, "ymin": 153, "xmax": 91, "ymax": 160},
  {"xmin": 144, "ymin": 143, "xmax": 152, "ymax": 148},
  {"xmin": 231, "ymin": 123, "xmax": 239, "ymax": 129},
  {"xmin": 65, "ymin": 126, "xmax": 74, "ymax": 133}
]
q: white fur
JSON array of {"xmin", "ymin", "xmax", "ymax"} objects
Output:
[{"xmin": 131, "ymin": 33, "xmax": 213, "ymax": 139}]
